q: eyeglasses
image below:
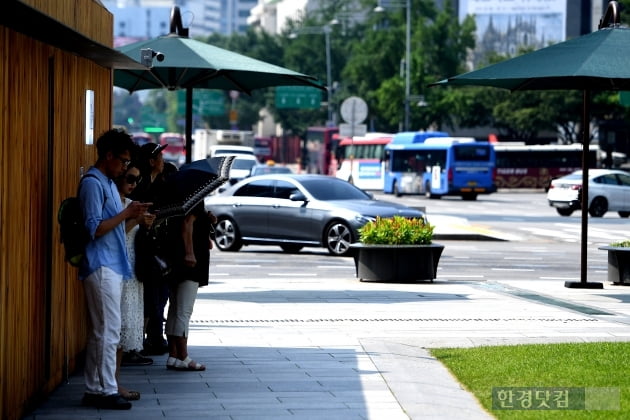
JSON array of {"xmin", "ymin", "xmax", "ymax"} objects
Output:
[
  {"xmin": 116, "ymin": 156, "xmax": 131, "ymax": 167},
  {"xmin": 125, "ymin": 174, "xmax": 142, "ymax": 185}
]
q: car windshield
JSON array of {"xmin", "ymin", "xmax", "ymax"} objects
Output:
[
  {"xmin": 232, "ymin": 159, "xmax": 257, "ymax": 170},
  {"xmin": 300, "ymin": 178, "xmax": 372, "ymax": 201}
]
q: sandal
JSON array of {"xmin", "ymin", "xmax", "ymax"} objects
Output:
[
  {"xmin": 172, "ymin": 356, "xmax": 205, "ymax": 371},
  {"xmin": 166, "ymin": 356, "xmax": 177, "ymax": 370},
  {"xmin": 119, "ymin": 390, "xmax": 141, "ymax": 401}
]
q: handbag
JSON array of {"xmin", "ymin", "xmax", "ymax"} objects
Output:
[{"xmin": 135, "ymin": 222, "xmax": 173, "ymax": 282}]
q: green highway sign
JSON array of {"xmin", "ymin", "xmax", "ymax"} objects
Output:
[
  {"xmin": 143, "ymin": 126, "xmax": 165, "ymax": 133},
  {"xmin": 275, "ymin": 86, "xmax": 321, "ymax": 109}
]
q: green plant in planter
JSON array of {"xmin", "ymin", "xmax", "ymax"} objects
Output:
[
  {"xmin": 610, "ymin": 239, "xmax": 630, "ymax": 247},
  {"xmin": 359, "ymin": 216, "xmax": 434, "ymax": 245}
]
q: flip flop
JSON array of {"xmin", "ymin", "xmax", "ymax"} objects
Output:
[{"xmin": 172, "ymin": 356, "xmax": 205, "ymax": 371}]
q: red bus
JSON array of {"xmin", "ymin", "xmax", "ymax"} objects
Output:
[
  {"xmin": 159, "ymin": 132, "xmax": 186, "ymax": 166},
  {"xmin": 303, "ymin": 126, "xmax": 339, "ymax": 175},
  {"xmin": 494, "ymin": 143, "xmax": 601, "ymax": 189}
]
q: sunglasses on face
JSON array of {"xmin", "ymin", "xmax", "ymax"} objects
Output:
[{"xmin": 125, "ymin": 174, "xmax": 142, "ymax": 185}]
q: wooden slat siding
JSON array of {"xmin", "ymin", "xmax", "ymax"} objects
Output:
[
  {"xmin": 20, "ymin": 0, "xmax": 114, "ymax": 46},
  {"xmin": 0, "ymin": 14, "xmax": 113, "ymax": 420},
  {"xmin": 47, "ymin": 52, "xmax": 112, "ymax": 390},
  {"xmin": 0, "ymin": 26, "xmax": 8, "ymax": 420},
  {"xmin": 0, "ymin": 29, "xmax": 49, "ymax": 419}
]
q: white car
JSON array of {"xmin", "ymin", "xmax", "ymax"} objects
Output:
[
  {"xmin": 547, "ymin": 169, "xmax": 630, "ymax": 217},
  {"xmin": 209, "ymin": 145, "xmax": 255, "ymax": 157},
  {"xmin": 214, "ymin": 153, "xmax": 259, "ymax": 184}
]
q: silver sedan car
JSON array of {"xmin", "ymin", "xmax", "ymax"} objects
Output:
[{"xmin": 204, "ymin": 174, "xmax": 426, "ymax": 255}]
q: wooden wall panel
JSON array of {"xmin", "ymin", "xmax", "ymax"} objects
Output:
[
  {"xmin": 0, "ymin": 26, "xmax": 9, "ymax": 420},
  {"xmin": 0, "ymin": 12, "xmax": 113, "ymax": 420},
  {"xmin": 47, "ymin": 52, "xmax": 112, "ymax": 391},
  {"xmin": 0, "ymin": 28, "xmax": 50, "ymax": 419}
]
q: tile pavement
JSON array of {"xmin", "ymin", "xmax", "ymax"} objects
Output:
[{"xmin": 24, "ymin": 220, "xmax": 630, "ymax": 419}]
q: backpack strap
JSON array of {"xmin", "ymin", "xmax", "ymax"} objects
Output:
[
  {"xmin": 77, "ymin": 173, "xmax": 99, "ymax": 194},
  {"xmin": 78, "ymin": 173, "xmax": 107, "ymax": 216}
]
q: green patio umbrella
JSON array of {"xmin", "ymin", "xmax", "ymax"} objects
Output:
[
  {"xmin": 114, "ymin": 35, "xmax": 322, "ymax": 94},
  {"xmin": 431, "ymin": 26, "xmax": 630, "ymax": 91},
  {"xmin": 431, "ymin": 1, "xmax": 629, "ymax": 289},
  {"xmin": 114, "ymin": 7, "xmax": 323, "ymax": 163}
]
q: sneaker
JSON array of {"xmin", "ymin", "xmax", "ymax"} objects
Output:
[
  {"xmin": 121, "ymin": 351, "xmax": 153, "ymax": 366},
  {"xmin": 98, "ymin": 393, "xmax": 132, "ymax": 410},
  {"xmin": 81, "ymin": 392, "xmax": 102, "ymax": 407}
]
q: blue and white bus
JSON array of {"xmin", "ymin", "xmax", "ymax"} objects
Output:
[{"xmin": 383, "ymin": 132, "xmax": 497, "ymax": 200}]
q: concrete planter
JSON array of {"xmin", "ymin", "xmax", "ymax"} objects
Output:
[
  {"xmin": 350, "ymin": 243, "xmax": 445, "ymax": 282},
  {"xmin": 598, "ymin": 246, "xmax": 630, "ymax": 285}
]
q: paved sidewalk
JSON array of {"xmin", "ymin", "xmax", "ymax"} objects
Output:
[
  {"xmin": 25, "ymin": 218, "xmax": 630, "ymax": 420},
  {"xmin": 26, "ymin": 274, "xmax": 630, "ymax": 419}
]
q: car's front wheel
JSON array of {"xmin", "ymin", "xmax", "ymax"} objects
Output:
[
  {"xmin": 325, "ymin": 221, "xmax": 353, "ymax": 256},
  {"xmin": 556, "ymin": 208, "xmax": 574, "ymax": 216},
  {"xmin": 589, "ymin": 197, "xmax": 608, "ymax": 217},
  {"xmin": 214, "ymin": 217, "xmax": 243, "ymax": 251},
  {"xmin": 618, "ymin": 211, "xmax": 630, "ymax": 218}
]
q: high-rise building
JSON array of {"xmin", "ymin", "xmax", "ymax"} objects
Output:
[{"xmin": 103, "ymin": 0, "xmax": 260, "ymax": 42}]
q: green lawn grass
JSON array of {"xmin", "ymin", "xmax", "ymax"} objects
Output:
[{"xmin": 431, "ymin": 342, "xmax": 630, "ymax": 419}]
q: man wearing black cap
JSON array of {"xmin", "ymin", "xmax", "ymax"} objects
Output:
[{"xmin": 131, "ymin": 142, "xmax": 170, "ymax": 356}]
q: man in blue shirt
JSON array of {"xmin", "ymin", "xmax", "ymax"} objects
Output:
[{"xmin": 79, "ymin": 129, "xmax": 151, "ymax": 410}]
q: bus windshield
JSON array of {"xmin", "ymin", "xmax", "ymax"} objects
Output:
[
  {"xmin": 304, "ymin": 126, "xmax": 339, "ymax": 175},
  {"xmin": 454, "ymin": 145, "xmax": 492, "ymax": 161},
  {"xmin": 159, "ymin": 132, "xmax": 186, "ymax": 166}
]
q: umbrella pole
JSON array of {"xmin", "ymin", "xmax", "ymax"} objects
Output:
[
  {"xmin": 185, "ymin": 87, "xmax": 193, "ymax": 164},
  {"xmin": 565, "ymin": 90, "xmax": 602, "ymax": 289}
]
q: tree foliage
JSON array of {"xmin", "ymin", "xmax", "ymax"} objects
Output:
[{"xmin": 113, "ymin": 0, "xmax": 630, "ymax": 146}]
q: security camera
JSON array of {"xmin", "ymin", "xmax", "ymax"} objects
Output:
[{"xmin": 140, "ymin": 48, "xmax": 165, "ymax": 68}]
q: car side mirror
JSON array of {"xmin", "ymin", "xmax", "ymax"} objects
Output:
[{"xmin": 289, "ymin": 191, "xmax": 307, "ymax": 202}]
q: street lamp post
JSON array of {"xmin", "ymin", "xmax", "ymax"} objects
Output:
[
  {"xmin": 324, "ymin": 25, "xmax": 333, "ymax": 125},
  {"xmin": 404, "ymin": 0, "xmax": 410, "ymax": 131},
  {"xmin": 376, "ymin": 0, "xmax": 411, "ymax": 131},
  {"xmin": 290, "ymin": 25, "xmax": 334, "ymax": 125}
]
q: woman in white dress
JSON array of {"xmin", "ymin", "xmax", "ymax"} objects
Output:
[{"xmin": 115, "ymin": 163, "xmax": 156, "ymax": 400}]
